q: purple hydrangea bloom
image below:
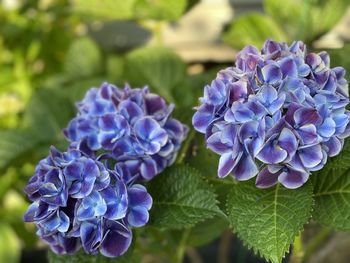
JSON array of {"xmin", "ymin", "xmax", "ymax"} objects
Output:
[
  {"xmin": 23, "ymin": 147, "xmax": 152, "ymax": 257},
  {"xmin": 193, "ymin": 40, "xmax": 350, "ymax": 189},
  {"xmin": 64, "ymin": 83, "xmax": 188, "ymax": 181}
]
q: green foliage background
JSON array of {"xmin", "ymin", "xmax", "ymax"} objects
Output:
[{"xmin": 0, "ymin": 0, "xmax": 350, "ymax": 263}]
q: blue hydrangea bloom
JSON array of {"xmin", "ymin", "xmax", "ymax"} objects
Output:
[
  {"xmin": 64, "ymin": 83, "xmax": 188, "ymax": 181},
  {"xmin": 23, "ymin": 147, "xmax": 152, "ymax": 257},
  {"xmin": 193, "ymin": 40, "xmax": 350, "ymax": 189}
]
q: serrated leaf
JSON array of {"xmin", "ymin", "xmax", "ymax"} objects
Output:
[
  {"xmin": 64, "ymin": 37, "xmax": 102, "ymax": 80},
  {"xmin": 148, "ymin": 165, "xmax": 224, "ymax": 229},
  {"xmin": 133, "ymin": 0, "xmax": 187, "ymax": 20},
  {"xmin": 312, "ymin": 149, "xmax": 350, "ymax": 230},
  {"xmin": 227, "ymin": 181, "xmax": 313, "ymax": 263},
  {"xmin": 223, "ymin": 13, "xmax": 288, "ymax": 50},
  {"xmin": 124, "ymin": 47, "xmax": 186, "ymax": 102},
  {"xmin": 72, "ymin": 0, "xmax": 136, "ymax": 20}
]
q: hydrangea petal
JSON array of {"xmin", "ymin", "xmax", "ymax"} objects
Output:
[
  {"xmin": 299, "ymin": 144, "xmax": 323, "ymax": 168},
  {"xmin": 278, "ymin": 168, "xmax": 309, "ymax": 189},
  {"xmin": 255, "ymin": 166, "xmax": 280, "ymax": 188},
  {"xmin": 100, "ymin": 221, "xmax": 132, "ymax": 258},
  {"xmin": 232, "ymin": 154, "xmax": 258, "ymax": 181}
]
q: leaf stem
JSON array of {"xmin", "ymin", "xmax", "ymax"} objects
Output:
[
  {"xmin": 176, "ymin": 128, "xmax": 195, "ymax": 164},
  {"xmin": 289, "ymin": 234, "xmax": 304, "ymax": 263},
  {"xmin": 174, "ymin": 228, "xmax": 191, "ymax": 263}
]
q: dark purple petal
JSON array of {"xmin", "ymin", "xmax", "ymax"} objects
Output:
[
  {"xmin": 255, "ymin": 166, "xmax": 280, "ymax": 188},
  {"xmin": 64, "ymin": 162, "xmax": 83, "ymax": 181},
  {"xmin": 80, "ymin": 220, "xmax": 102, "ymax": 254},
  {"xmin": 100, "ymin": 221, "xmax": 132, "ymax": 258},
  {"xmin": 228, "ymin": 80, "xmax": 248, "ymax": 102},
  {"xmin": 294, "ymin": 107, "xmax": 322, "ymax": 126},
  {"xmin": 144, "ymin": 93, "xmax": 167, "ymax": 115}
]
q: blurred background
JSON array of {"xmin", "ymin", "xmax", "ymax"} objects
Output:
[{"xmin": 0, "ymin": 0, "xmax": 350, "ymax": 262}]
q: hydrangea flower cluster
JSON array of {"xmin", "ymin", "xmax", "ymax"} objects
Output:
[
  {"xmin": 64, "ymin": 83, "xmax": 188, "ymax": 182},
  {"xmin": 23, "ymin": 82, "xmax": 188, "ymax": 257},
  {"xmin": 24, "ymin": 147, "xmax": 152, "ymax": 257},
  {"xmin": 193, "ymin": 40, "xmax": 350, "ymax": 189}
]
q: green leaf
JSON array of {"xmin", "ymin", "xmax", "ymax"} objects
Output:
[
  {"xmin": 133, "ymin": 0, "xmax": 187, "ymax": 20},
  {"xmin": 71, "ymin": 0, "xmax": 136, "ymax": 20},
  {"xmin": 24, "ymin": 88, "xmax": 75, "ymax": 141},
  {"xmin": 309, "ymin": 0, "xmax": 348, "ymax": 41},
  {"xmin": 124, "ymin": 47, "xmax": 186, "ymax": 102},
  {"xmin": 264, "ymin": 0, "xmax": 349, "ymax": 43},
  {"xmin": 64, "ymin": 37, "xmax": 102, "ymax": 80},
  {"xmin": 223, "ymin": 13, "xmax": 288, "ymax": 50},
  {"xmin": 264, "ymin": 0, "xmax": 304, "ymax": 40},
  {"xmin": 0, "ymin": 129, "xmax": 41, "ymax": 171},
  {"xmin": 227, "ymin": 181, "xmax": 313, "ymax": 263},
  {"xmin": 0, "ymin": 88, "xmax": 76, "ymax": 171},
  {"xmin": 186, "ymin": 216, "xmax": 228, "ymax": 247},
  {"xmin": 312, "ymin": 145, "xmax": 350, "ymax": 230},
  {"xmin": 148, "ymin": 165, "xmax": 224, "ymax": 229},
  {"xmin": 0, "ymin": 223, "xmax": 20, "ymax": 263}
]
